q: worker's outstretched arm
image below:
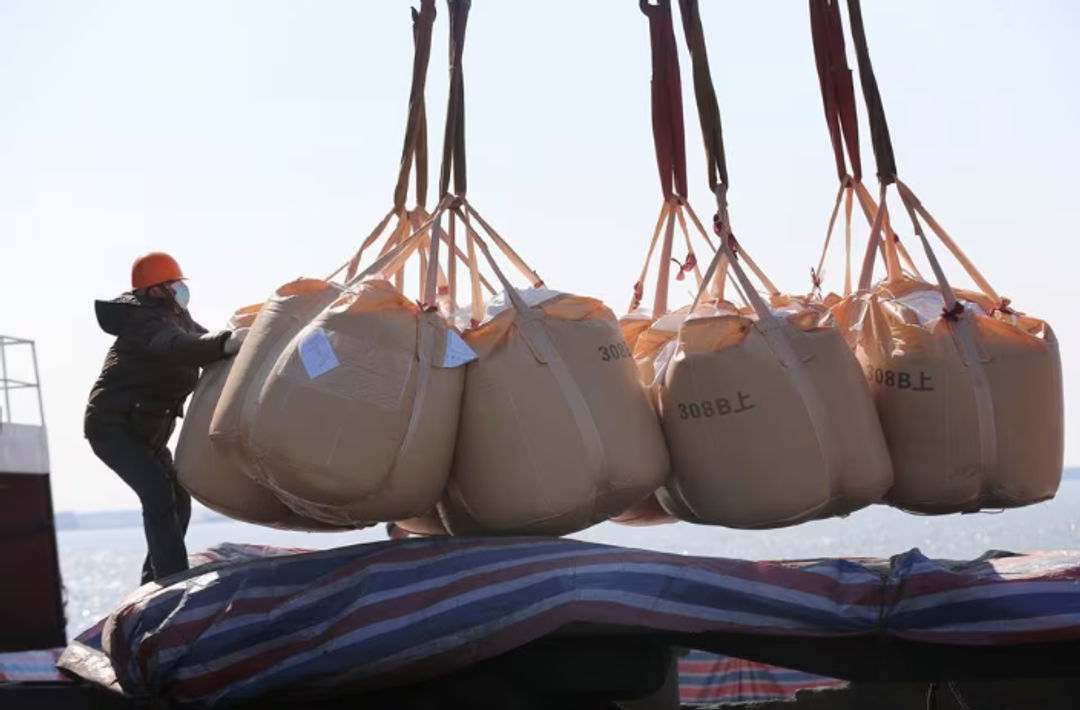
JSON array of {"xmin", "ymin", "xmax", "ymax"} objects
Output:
[{"xmin": 125, "ymin": 313, "xmax": 230, "ymax": 366}]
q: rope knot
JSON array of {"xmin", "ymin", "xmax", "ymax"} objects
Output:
[
  {"xmin": 712, "ymin": 212, "xmax": 736, "ymax": 255},
  {"xmin": 810, "ymin": 267, "xmax": 823, "ymax": 292},
  {"xmin": 941, "ymin": 301, "xmax": 965, "ymax": 321},
  {"xmin": 673, "ymin": 251, "xmax": 697, "ymax": 281},
  {"xmin": 990, "ymin": 298, "xmax": 1014, "ymax": 316},
  {"xmin": 629, "ymin": 281, "xmax": 644, "ymax": 312}
]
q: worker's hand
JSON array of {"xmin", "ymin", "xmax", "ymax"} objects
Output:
[{"xmin": 222, "ymin": 329, "xmax": 248, "ymax": 356}]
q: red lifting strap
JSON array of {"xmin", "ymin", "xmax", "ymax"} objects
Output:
[
  {"xmin": 845, "ymin": 0, "xmax": 897, "ymax": 184},
  {"xmin": 809, "ymin": 0, "xmax": 861, "ymax": 183},
  {"xmin": 393, "ymin": 0, "xmax": 437, "ymax": 212},
  {"xmin": 678, "ymin": 0, "xmax": 728, "ymax": 193},
  {"xmin": 641, "ymin": 0, "xmax": 688, "ymax": 201},
  {"xmin": 440, "ymin": 0, "xmax": 471, "ymax": 199}
]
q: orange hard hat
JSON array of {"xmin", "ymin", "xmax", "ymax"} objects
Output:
[{"xmin": 131, "ymin": 252, "xmax": 184, "ymax": 290}]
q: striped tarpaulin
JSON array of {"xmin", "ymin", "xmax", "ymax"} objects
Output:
[
  {"xmin": 57, "ymin": 539, "xmax": 1080, "ymax": 707},
  {"xmin": 0, "ymin": 649, "xmax": 64, "ymax": 682},
  {"xmin": 677, "ymin": 649, "xmax": 846, "ymax": 707}
]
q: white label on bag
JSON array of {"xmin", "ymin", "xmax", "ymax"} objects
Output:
[
  {"xmin": 443, "ymin": 329, "xmax": 479, "ymax": 368},
  {"xmin": 298, "ymin": 328, "xmax": 340, "ymax": 379},
  {"xmin": 895, "ymin": 289, "xmax": 986, "ymax": 325},
  {"xmin": 895, "ymin": 290, "xmax": 947, "ymax": 324}
]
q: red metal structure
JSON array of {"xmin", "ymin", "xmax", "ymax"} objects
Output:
[{"xmin": 0, "ymin": 335, "xmax": 65, "ymax": 651}]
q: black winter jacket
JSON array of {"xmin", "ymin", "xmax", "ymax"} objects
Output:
[{"xmin": 84, "ymin": 292, "xmax": 230, "ymax": 446}]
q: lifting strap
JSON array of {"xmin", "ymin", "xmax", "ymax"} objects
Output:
[
  {"xmin": 809, "ymin": 0, "xmax": 861, "ymax": 183},
  {"xmin": 641, "ymin": 0, "xmax": 688, "ymax": 201},
  {"xmin": 845, "ymin": 0, "xmax": 896, "ymax": 184},
  {"xmin": 393, "ymin": 0, "xmax": 437, "ymax": 213},
  {"xmin": 677, "ymin": 0, "xmax": 727, "ymax": 193}
]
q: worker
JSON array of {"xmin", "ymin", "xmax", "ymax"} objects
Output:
[{"xmin": 84, "ymin": 252, "xmax": 245, "ymax": 584}]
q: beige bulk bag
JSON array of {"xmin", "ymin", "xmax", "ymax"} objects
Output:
[
  {"xmin": 208, "ymin": 279, "xmax": 343, "ymax": 479},
  {"xmin": 410, "ymin": 0, "xmax": 667, "ymax": 535},
  {"xmin": 430, "ymin": 200, "xmax": 669, "ymax": 536},
  {"xmin": 616, "ymin": 196, "xmax": 850, "ymax": 527},
  {"xmin": 246, "ymin": 229, "xmax": 466, "ymax": 527},
  {"xmin": 832, "ymin": 180, "xmax": 1063, "ymax": 513},
  {"xmin": 440, "ymin": 289, "xmax": 670, "ymax": 536},
  {"xmin": 653, "ymin": 212, "xmax": 892, "ymax": 528},
  {"xmin": 176, "ymin": 305, "xmax": 335, "ymax": 529},
  {"xmin": 326, "ymin": 205, "xmax": 486, "ymax": 538}
]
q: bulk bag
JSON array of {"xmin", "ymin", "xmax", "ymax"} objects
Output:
[
  {"xmin": 246, "ymin": 280, "xmax": 465, "ymax": 527},
  {"xmin": 617, "ymin": 199, "xmax": 851, "ymax": 527},
  {"xmin": 176, "ymin": 304, "xmax": 333, "ymax": 529},
  {"xmin": 654, "ymin": 235, "xmax": 893, "ymax": 528},
  {"xmin": 208, "ymin": 279, "xmax": 343, "ymax": 479},
  {"xmin": 439, "ymin": 286, "xmax": 670, "ymax": 536},
  {"xmin": 832, "ymin": 180, "xmax": 1063, "ymax": 513},
  {"xmin": 423, "ymin": 0, "xmax": 667, "ymax": 534}
]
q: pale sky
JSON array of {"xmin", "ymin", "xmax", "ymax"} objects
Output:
[{"xmin": 1, "ymin": 1, "xmax": 1077, "ymax": 512}]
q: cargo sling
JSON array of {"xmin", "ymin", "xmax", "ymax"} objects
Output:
[
  {"xmin": 676, "ymin": 0, "xmax": 835, "ymax": 469},
  {"xmin": 836, "ymin": 0, "xmax": 1003, "ymax": 482}
]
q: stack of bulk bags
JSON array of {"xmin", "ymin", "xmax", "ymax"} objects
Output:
[
  {"xmin": 177, "ymin": 304, "xmax": 336, "ymax": 529},
  {"xmin": 242, "ymin": 228, "xmax": 467, "ymax": 527},
  {"xmin": 633, "ymin": 0, "xmax": 892, "ymax": 528},
  {"xmin": 832, "ymin": 181, "xmax": 1063, "ymax": 513}
]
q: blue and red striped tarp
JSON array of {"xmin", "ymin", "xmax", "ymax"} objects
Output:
[
  {"xmin": 56, "ymin": 625, "xmax": 845, "ymax": 707},
  {"xmin": 0, "ymin": 648, "xmax": 64, "ymax": 682},
  {"xmin": 678, "ymin": 649, "xmax": 845, "ymax": 706},
  {"xmin": 57, "ymin": 538, "xmax": 1080, "ymax": 707}
]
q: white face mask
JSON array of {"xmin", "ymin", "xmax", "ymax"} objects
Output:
[{"xmin": 171, "ymin": 281, "xmax": 191, "ymax": 309}]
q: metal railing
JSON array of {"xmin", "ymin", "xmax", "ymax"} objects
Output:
[{"xmin": 0, "ymin": 335, "xmax": 45, "ymax": 428}]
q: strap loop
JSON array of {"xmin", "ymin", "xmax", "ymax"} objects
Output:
[
  {"xmin": 439, "ymin": 0, "xmax": 471, "ymax": 199},
  {"xmin": 393, "ymin": 0, "xmax": 437, "ymax": 212},
  {"xmin": 809, "ymin": 0, "xmax": 861, "ymax": 182},
  {"xmin": 845, "ymin": 0, "xmax": 897, "ymax": 184},
  {"xmin": 678, "ymin": 0, "xmax": 728, "ymax": 192},
  {"xmin": 641, "ymin": 0, "xmax": 688, "ymax": 201}
]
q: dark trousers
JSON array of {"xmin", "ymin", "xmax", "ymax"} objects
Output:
[{"xmin": 87, "ymin": 425, "xmax": 191, "ymax": 585}]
